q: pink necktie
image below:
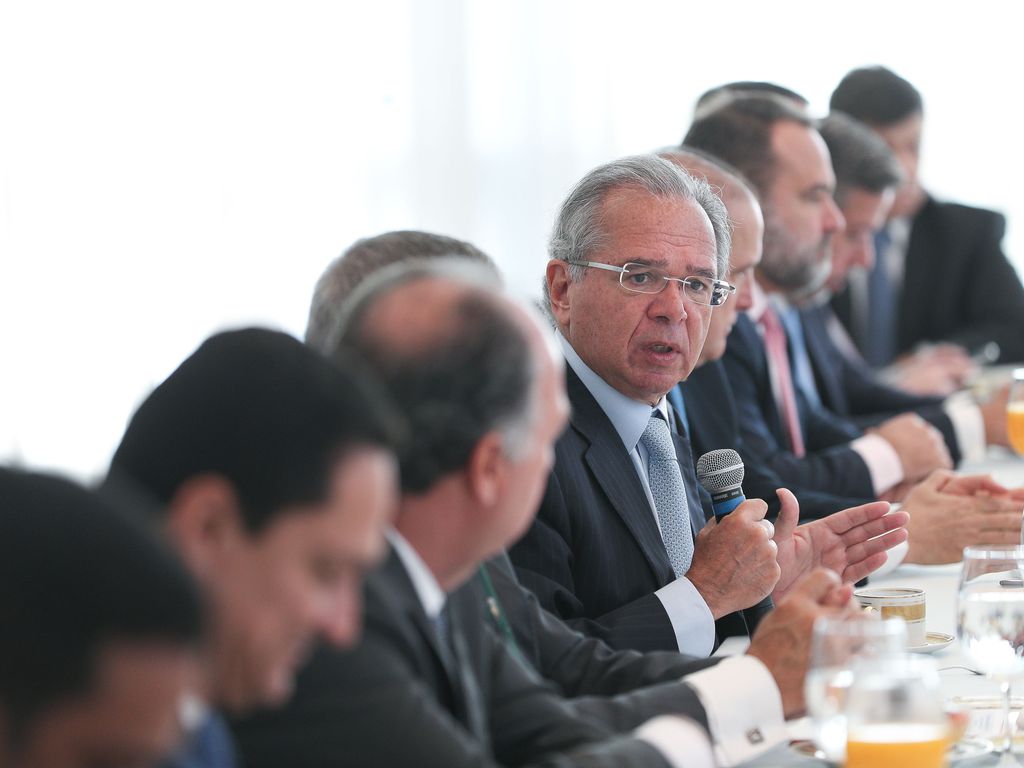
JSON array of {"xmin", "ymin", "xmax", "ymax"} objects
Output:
[{"xmin": 758, "ymin": 307, "xmax": 806, "ymax": 458}]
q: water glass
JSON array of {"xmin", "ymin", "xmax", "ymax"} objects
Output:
[
  {"xmin": 804, "ymin": 615, "xmax": 907, "ymax": 761},
  {"xmin": 958, "ymin": 545, "xmax": 1024, "ymax": 767}
]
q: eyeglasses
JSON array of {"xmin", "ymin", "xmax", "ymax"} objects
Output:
[{"xmin": 571, "ymin": 260, "xmax": 736, "ymax": 307}]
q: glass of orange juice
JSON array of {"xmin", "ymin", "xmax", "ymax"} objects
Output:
[
  {"xmin": 844, "ymin": 655, "xmax": 947, "ymax": 768},
  {"xmin": 1009, "ymin": 368, "xmax": 1024, "ymax": 456}
]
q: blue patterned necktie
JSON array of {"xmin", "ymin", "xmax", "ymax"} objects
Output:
[
  {"xmin": 864, "ymin": 227, "xmax": 898, "ymax": 367},
  {"xmin": 640, "ymin": 412, "xmax": 694, "ymax": 577}
]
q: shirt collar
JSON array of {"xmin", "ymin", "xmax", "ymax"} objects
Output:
[
  {"xmin": 387, "ymin": 528, "xmax": 447, "ymax": 620},
  {"xmin": 887, "ymin": 216, "xmax": 912, "ymax": 248},
  {"xmin": 746, "ymin": 278, "xmax": 770, "ymax": 322},
  {"xmin": 557, "ymin": 331, "xmax": 668, "ymax": 453}
]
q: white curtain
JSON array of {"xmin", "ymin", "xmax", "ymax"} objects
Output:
[{"xmin": 2, "ymin": 0, "xmax": 1021, "ymax": 479}]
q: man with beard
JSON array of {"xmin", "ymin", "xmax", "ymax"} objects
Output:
[
  {"xmin": 662, "ymin": 147, "xmax": 1023, "ymax": 564},
  {"xmin": 805, "ymin": 112, "xmax": 1012, "ymax": 465},
  {"xmin": 684, "ymin": 96, "xmax": 952, "ymax": 502}
]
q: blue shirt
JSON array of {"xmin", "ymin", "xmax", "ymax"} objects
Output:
[{"xmin": 162, "ymin": 711, "xmax": 237, "ymax": 768}]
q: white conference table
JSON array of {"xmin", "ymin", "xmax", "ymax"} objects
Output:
[{"xmin": 741, "ymin": 453, "xmax": 1024, "ymax": 766}]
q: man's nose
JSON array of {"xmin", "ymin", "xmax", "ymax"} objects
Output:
[
  {"xmin": 648, "ymin": 282, "xmax": 688, "ymax": 322},
  {"xmin": 824, "ymin": 196, "xmax": 846, "ymax": 235}
]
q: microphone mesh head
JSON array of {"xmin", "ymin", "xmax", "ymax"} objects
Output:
[{"xmin": 695, "ymin": 449, "xmax": 745, "ymax": 492}]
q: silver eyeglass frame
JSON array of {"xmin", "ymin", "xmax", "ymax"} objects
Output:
[{"xmin": 570, "ymin": 260, "xmax": 736, "ymax": 307}]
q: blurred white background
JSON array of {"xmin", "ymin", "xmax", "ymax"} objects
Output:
[{"xmin": 2, "ymin": 0, "xmax": 1021, "ymax": 481}]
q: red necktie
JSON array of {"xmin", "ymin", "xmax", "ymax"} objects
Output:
[{"xmin": 758, "ymin": 307, "xmax": 806, "ymax": 458}]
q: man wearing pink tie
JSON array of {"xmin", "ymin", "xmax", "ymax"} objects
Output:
[{"xmin": 684, "ymin": 95, "xmax": 952, "ymax": 503}]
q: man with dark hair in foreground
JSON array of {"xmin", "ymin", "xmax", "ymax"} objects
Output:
[
  {"xmin": 0, "ymin": 467, "xmax": 203, "ymax": 768},
  {"xmin": 104, "ymin": 327, "xmax": 402, "ymax": 768}
]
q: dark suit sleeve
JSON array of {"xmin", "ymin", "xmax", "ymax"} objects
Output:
[
  {"xmin": 232, "ymin": 617, "xmax": 674, "ymax": 768},
  {"xmin": 511, "ymin": 471, "xmax": 680, "ymax": 653},
  {"xmin": 802, "ymin": 308, "xmax": 962, "ymax": 463},
  {"xmin": 486, "ymin": 558, "xmax": 720, "ymax": 703},
  {"xmin": 722, "ymin": 317, "xmax": 876, "ymax": 500},
  {"xmin": 738, "ymin": 441, "xmax": 869, "ymax": 521}
]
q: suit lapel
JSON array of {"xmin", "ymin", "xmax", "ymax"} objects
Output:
[
  {"xmin": 900, "ymin": 198, "xmax": 938, "ymax": 353},
  {"xmin": 566, "ymin": 367, "xmax": 675, "ymax": 580},
  {"xmin": 801, "ymin": 307, "xmax": 847, "ymax": 413},
  {"xmin": 387, "ymin": 552, "xmax": 482, "ymax": 740},
  {"xmin": 671, "ymin": 426, "xmax": 710, "ymax": 533},
  {"xmin": 736, "ymin": 315, "xmax": 787, "ymax": 443}
]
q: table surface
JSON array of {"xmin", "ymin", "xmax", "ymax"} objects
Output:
[{"xmin": 741, "ymin": 452, "xmax": 1024, "ymax": 766}]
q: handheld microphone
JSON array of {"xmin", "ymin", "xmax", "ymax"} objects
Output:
[
  {"xmin": 695, "ymin": 448, "xmax": 773, "ymax": 633},
  {"xmin": 695, "ymin": 449, "xmax": 746, "ymax": 521}
]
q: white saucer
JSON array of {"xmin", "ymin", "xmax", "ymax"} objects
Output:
[
  {"xmin": 909, "ymin": 631, "xmax": 955, "ymax": 654},
  {"xmin": 789, "ymin": 736, "xmax": 991, "ymax": 765}
]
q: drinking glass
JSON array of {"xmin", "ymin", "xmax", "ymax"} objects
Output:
[
  {"xmin": 958, "ymin": 545, "xmax": 1024, "ymax": 767},
  {"xmin": 804, "ymin": 615, "xmax": 907, "ymax": 761},
  {"xmin": 844, "ymin": 654, "xmax": 947, "ymax": 768},
  {"xmin": 1009, "ymin": 369, "xmax": 1024, "ymax": 456}
]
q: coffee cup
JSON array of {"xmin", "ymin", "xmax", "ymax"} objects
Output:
[{"xmin": 853, "ymin": 587, "xmax": 926, "ymax": 647}]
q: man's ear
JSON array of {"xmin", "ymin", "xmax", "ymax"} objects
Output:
[
  {"xmin": 546, "ymin": 260, "xmax": 573, "ymax": 331},
  {"xmin": 464, "ymin": 431, "xmax": 507, "ymax": 510},
  {"xmin": 164, "ymin": 474, "xmax": 247, "ymax": 577}
]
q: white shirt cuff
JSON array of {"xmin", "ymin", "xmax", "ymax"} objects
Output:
[
  {"xmin": 634, "ymin": 716, "xmax": 715, "ymax": 768},
  {"xmin": 685, "ymin": 656, "xmax": 787, "ymax": 766},
  {"xmin": 944, "ymin": 393, "xmax": 987, "ymax": 464},
  {"xmin": 654, "ymin": 577, "xmax": 716, "ymax": 657},
  {"xmin": 851, "ymin": 433, "xmax": 905, "ymax": 495}
]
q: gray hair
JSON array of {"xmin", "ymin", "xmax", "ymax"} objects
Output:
[
  {"xmin": 549, "ymin": 154, "xmax": 731, "ymax": 281},
  {"xmin": 305, "ymin": 230, "xmax": 497, "ymax": 352},
  {"xmin": 817, "ymin": 112, "xmax": 903, "ymax": 205},
  {"xmin": 327, "ymin": 260, "xmax": 537, "ymax": 492}
]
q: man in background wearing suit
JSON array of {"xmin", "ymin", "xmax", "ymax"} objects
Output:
[
  {"xmin": 103, "ymin": 329, "xmax": 402, "ymax": 768},
  {"xmin": 810, "ymin": 111, "xmax": 1012, "ymax": 467},
  {"xmin": 0, "ymin": 468, "xmax": 203, "ymax": 768},
  {"xmin": 829, "ymin": 65, "xmax": 1024, "ymax": 367},
  {"xmin": 510, "ymin": 154, "xmax": 905, "ymax": 657},
  {"xmin": 663, "ymin": 147, "xmax": 1023, "ymax": 565},
  {"xmin": 684, "ymin": 96, "xmax": 953, "ymax": 503}
]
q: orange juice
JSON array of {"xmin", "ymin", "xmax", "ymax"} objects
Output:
[
  {"xmin": 845, "ymin": 723, "xmax": 947, "ymax": 767},
  {"xmin": 1009, "ymin": 402, "xmax": 1024, "ymax": 455}
]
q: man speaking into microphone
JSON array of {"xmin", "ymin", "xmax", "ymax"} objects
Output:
[{"xmin": 510, "ymin": 154, "xmax": 906, "ymax": 655}]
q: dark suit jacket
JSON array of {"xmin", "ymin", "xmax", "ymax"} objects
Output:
[
  {"xmin": 483, "ymin": 553, "xmax": 720, "ymax": 725},
  {"xmin": 833, "ymin": 197, "xmax": 1024, "ymax": 363},
  {"xmin": 800, "ymin": 304, "xmax": 961, "ymax": 463},
  {"xmin": 684, "ymin": 360, "xmax": 872, "ymax": 521},
  {"xmin": 721, "ymin": 313, "xmax": 875, "ymax": 500},
  {"xmin": 509, "ymin": 366, "xmax": 745, "ymax": 653},
  {"xmin": 231, "ymin": 549, "xmax": 675, "ymax": 768}
]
